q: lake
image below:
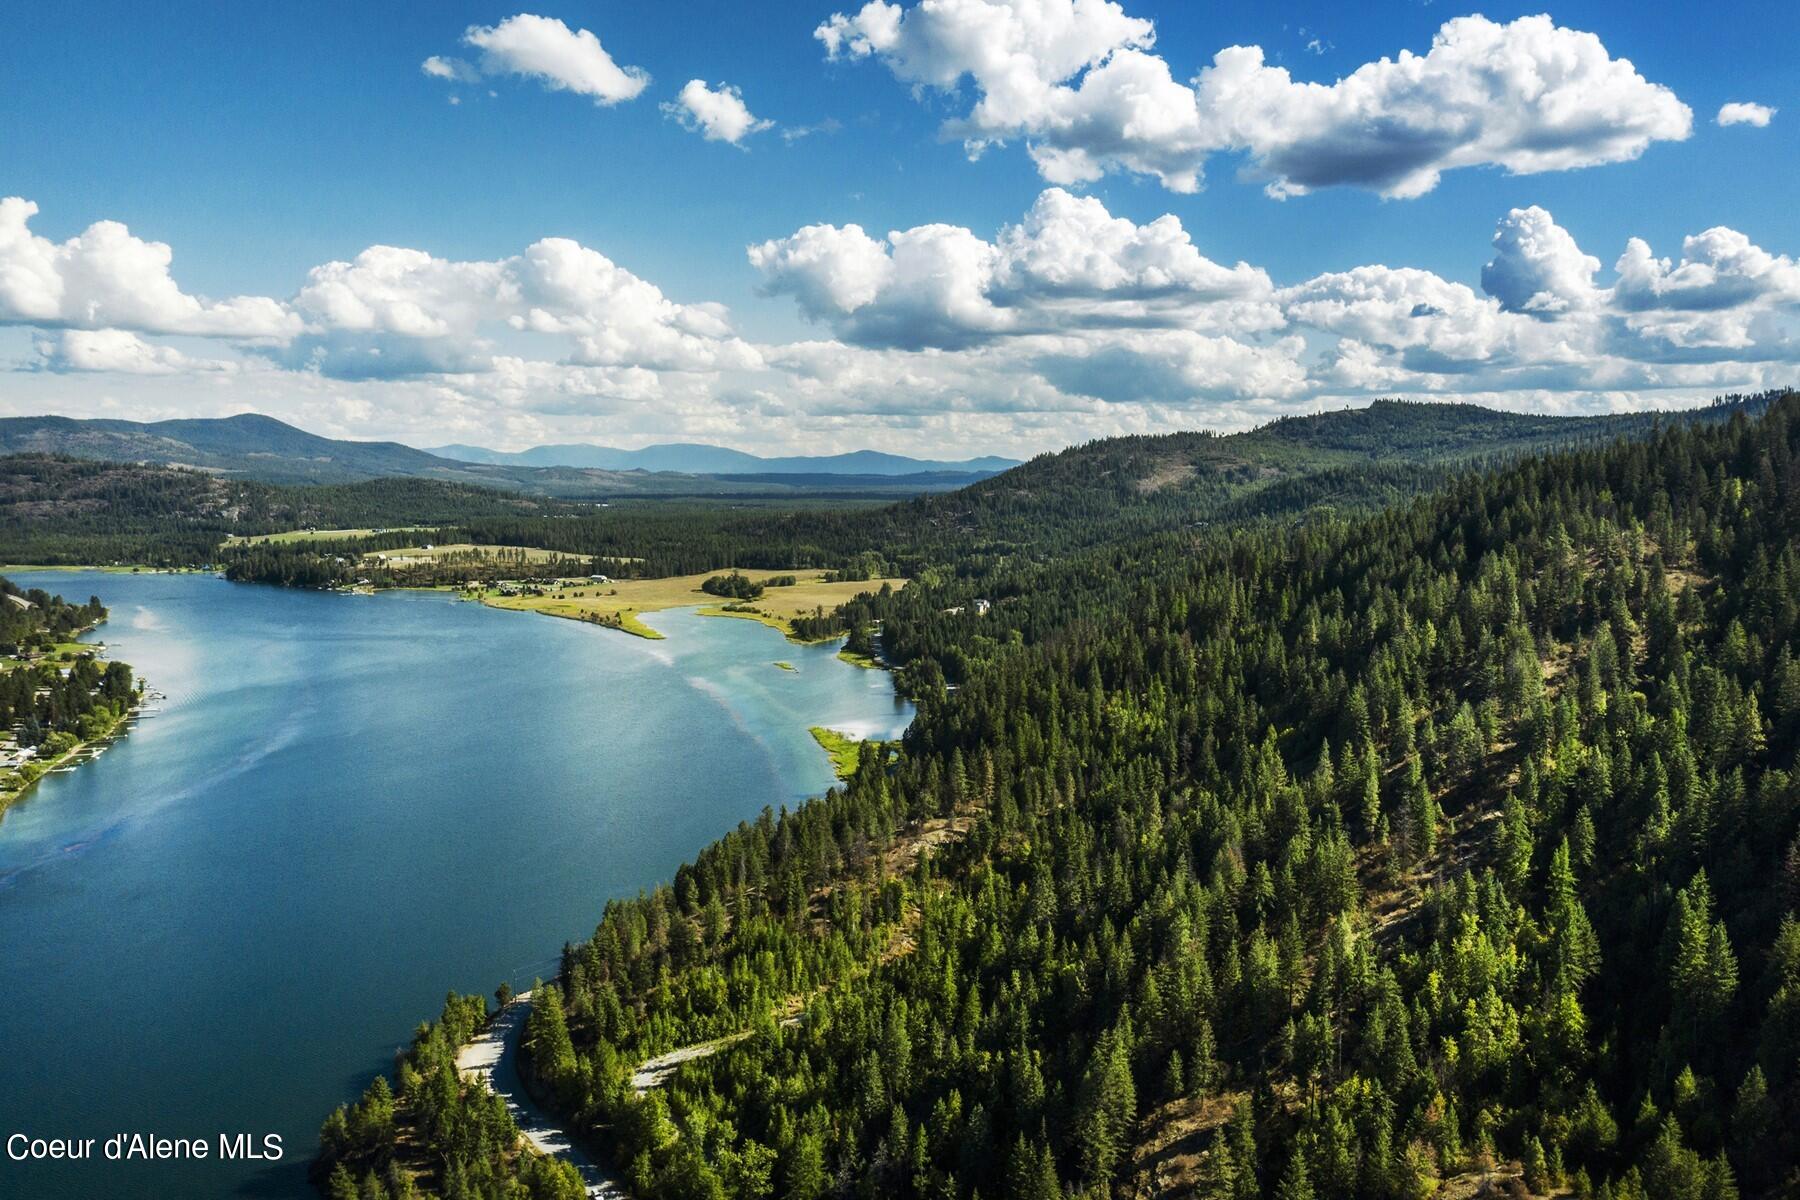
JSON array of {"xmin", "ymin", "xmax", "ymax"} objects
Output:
[{"xmin": 0, "ymin": 571, "xmax": 913, "ymax": 1199}]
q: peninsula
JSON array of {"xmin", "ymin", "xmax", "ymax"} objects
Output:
[
  {"xmin": 0, "ymin": 575, "xmax": 139, "ymax": 814},
  {"xmin": 472, "ymin": 568, "xmax": 906, "ymax": 643}
]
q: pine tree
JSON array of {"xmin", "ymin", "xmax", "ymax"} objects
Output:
[
  {"xmin": 1730, "ymin": 1065, "xmax": 1772, "ymax": 1186},
  {"xmin": 1361, "ymin": 749, "xmax": 1383, "ymax": 842},
  {"xmin": 1277, "ymin": 1146, "xmax": 1315, "ymax": 1200},
  {"xmin": 783, "ymin": 1132, "xmax": 826, "ymax": 1200},
  {"xmin": 1076, "ymin": 1026, "xmax": 1137, "ymax": 1184},
  {"xmin": 1523, "ymin": 1134, "xmax": 1551, "ymax": 1193}
]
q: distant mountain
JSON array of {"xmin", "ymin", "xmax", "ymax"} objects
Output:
[
  {"xmin": 3, "ymin": 401, "xmax": 1759, "ymax": 515},
  {"xmin": 428, "ymin": 441, "xmax": 1020, "ymax": 477},
  {"xmin": 0, "ymin": 415, "xmax": 995, "ymax": 496},
  {"xmin": 0, "ymin": 413, "xmax": 452, "ymax": 485}
]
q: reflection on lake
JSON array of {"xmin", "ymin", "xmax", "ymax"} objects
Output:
[{"xmin": 0, "ymin": 572, "xmax": 911, "ymax": 1198}]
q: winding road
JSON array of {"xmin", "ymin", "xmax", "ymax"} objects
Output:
[
  {"xmin": 456, "ymin": 992, "xmax": 631, "ymax": 1200},
  {"xmin": 628, "ymin": 1029, "xmax": 761, "ymax": 1093},
  {"xmin": 457, "ymin": 992, "xmax": 799, "ymax": 1192}
]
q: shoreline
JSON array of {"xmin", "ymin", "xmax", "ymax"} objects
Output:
[
  {"xmin": 470, "ymin": 599, "xmax": 849, "ymax": 647},
  {"xmin": 0, "ymin": 697, "xmax": 142, "ymax": 816},
  {"xmin": 0, "ymin": 564, "xmax": 212, "ymax": 575},
  {"xmin": 453, "ymin": 568, "xmax": 905, "ymax": 646},
  {"xmin": 455, "ymin": 994, "xmax": 629, "ymax": 1199},
  {"xmin": 0, "ymin": 613, "xmax": 145, "ymax": 818},
  {"xmin": 693, "ymin": 602, "xmax": 843, "ymax": 644},
  {"xmin": 431, "ymin": 590, "xmax": 912, "ymax": 1193}
]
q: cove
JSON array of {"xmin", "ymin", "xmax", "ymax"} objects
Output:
[{"xmin": 0, "ymin": 571, "xmax": 913, "ymax": 1199}]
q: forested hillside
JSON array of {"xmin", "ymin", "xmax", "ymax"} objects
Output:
[
  {"xmin": 866, "ymin": 396, "xmax": 1769, "ymax": 558},
  {"xmin": 318, "ymin": 395, "xmax": 1800, "ymax": 1200},
  {"xmin": 0, "ymin": 413, "xmax": 458, "ymax": 484},
  {"xmin": 0, "ymin": 414, "xmax": 999, "ymax": 496},
  {"xmin": 0, "ymin": 456, "xmax": 579, "ymax": 565},
  {"xmin": 214, "ymin": 397, "xmax": 1773, "ymax": 591}
]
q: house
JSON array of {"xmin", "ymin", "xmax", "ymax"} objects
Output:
[{"xmin": 3, "ymin": 594, "xmax": 33, "ymax": 612}]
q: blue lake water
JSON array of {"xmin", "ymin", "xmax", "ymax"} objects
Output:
[{"xmin": 0, "ymin": 572, "xmax": 912, "ymax": 1199}]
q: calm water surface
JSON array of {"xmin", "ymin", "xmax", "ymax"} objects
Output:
[{"xmin": 0, "ymin": 572, "xmax": 912, "ymax": 1199}]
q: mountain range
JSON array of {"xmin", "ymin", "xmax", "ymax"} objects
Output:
[
  {"xmin": 0, "ymin": 395, "xmax": 1777, "ymax": 570},
  {"xmin": 0, "ymin": 415, "xmax": 1010, "ymax": 494},
  {"xmin": 428, "ymin": 441, "xmax": 1019, "ymax": 476},
  {"xmin": 0, "ymin": 400, "xmax": 1767, "ymax": 522}
]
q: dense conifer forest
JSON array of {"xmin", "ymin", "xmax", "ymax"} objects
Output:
[
  {"xmin": 223, "ymin": 399, "xmax": 1765, "ymax": 590},
  {"xmin": 309, "ymin": 393, "xmax": 1800, "ymax": 1200},
  {"xmin": 0, "ymin": 456, "xmax": 584, "ymax": 567},
  {"xmin": 4, "ymin": 400, "xmax": 1766, "ymax": 585}
]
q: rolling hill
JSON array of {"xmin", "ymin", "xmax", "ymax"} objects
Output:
[
  {"xmin": 0, "ymin": 415, "xmax": 995, "ymax": 496},
  {"xmin": 3, "ymin": 395, "xmax": 1781, "ymax": 572},
  {"xmin": 0, "ymin": 413, "xmax": 452, "ymax": 484},
  {"xmin": 0, "ymin": 455, "xmax": 583, "ymax": 565},
  {"xmin": 897, "ymin": 395, "xmax": 1778, "ymax": 548}
]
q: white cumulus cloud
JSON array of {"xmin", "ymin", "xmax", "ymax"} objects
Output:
[
  {"xmin": 748, "ymin": 223, "xmax": 894, "ymax": 318},
  {"xmin": 1482, "ymin": 206, "xmax": 1602, "ymax": 316},
  {"xmin": 1614, "ymin": 227, "xmax": 1800, "ymax": 314},
  {"xmin": 286, "ymin": 235, "xmax": 759, "ymax": 379},
  {"xmin": 817, "ymin": 4, "xmax": 1692, "ymax": 197},
  {"xmin": 421, "ymin": 55, "xmax": 481, "ymax": 84},
  {"xmin": 1611, "ymin": 226, "xmax": 1800, "ymax": 353},
  {"xmin": 1194, "ymin": 15, "xmax": 1692, "ymax": 198},
  {"xmin": 1716, "ymin": 101, "xmax": 1776, "ymax": 127},
  {"xmin": 663, "ymin": 80, "xmax": 773, "ymax": 144},
  {"xmin": 750, "ymin": 188, "xmax": 1279, "ymax": 348},
  {"xmin": 33, "ymin": 329, "xmax": 240, "ymax": 375},
  {"xmin": 429, "ymin": 13, "xmax": 649, "ymax": 105},
  {"xmin": 0, "ymin": 197, "xmax": 298, "ymax": 340},
  {"xmin": 8, "ymin": 195, "xmax": 1798, "ymax": 458}
]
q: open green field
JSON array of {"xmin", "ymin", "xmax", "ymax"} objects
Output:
[
  {"xmin": 809, "ymin": 727, "xmax": 864, "ymax": 779},
  {"xmin": 223, "ymin": 526, "xmax": 433, "ymax": 546},
  {"xmin": 0, "ymin": 642, "xmax": 97, "ymax": 675},
  {"xmin": 366, "ymin": 542, "xmax": 579, "ymax": 567},
  {"xmin": 476, "ymin": 568, "xmax": 906, "ymax": 641}
]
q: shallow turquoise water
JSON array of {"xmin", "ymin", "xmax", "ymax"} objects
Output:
[{"xmin": 0, "ymin": 573, "xmax": 911, "ymax": 1199}]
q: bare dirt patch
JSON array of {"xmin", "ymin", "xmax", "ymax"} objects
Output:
[{"xmin": 1134, "ymin": 460, "xmax": 1198, "ymax": 493}]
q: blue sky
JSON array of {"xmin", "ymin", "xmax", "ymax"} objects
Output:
[{"xmin": 2, "ymin": 1, "xmax": 1796, "ymax": 455}]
